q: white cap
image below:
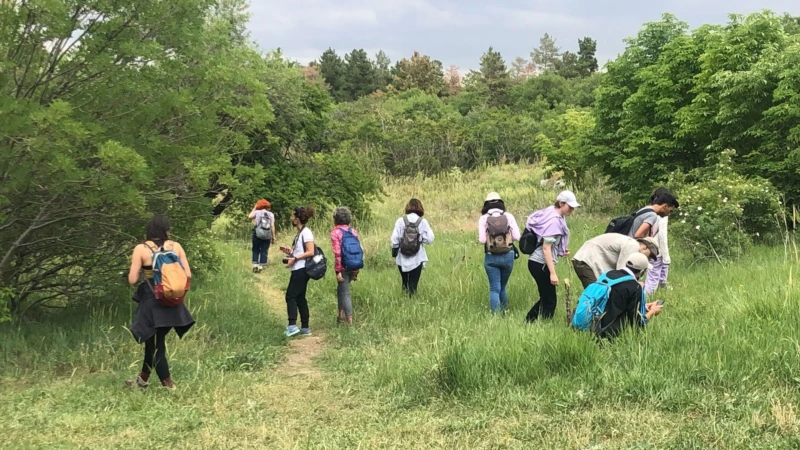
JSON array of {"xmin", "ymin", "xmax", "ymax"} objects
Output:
[
  {"xmin": 625, "ymin": 252, "xmax": 652, "ymax": 272},
  {"xmin": 556, "ymin": 190, "xmax": 580, "ymax": 208},
  {"xmin": 485, "ymin": 192, "xmax": 502, "ymax": 202}
]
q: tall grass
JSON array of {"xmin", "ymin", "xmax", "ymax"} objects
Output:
[{"xmin": 2, "ymin": 162, "xmax": 799, "ymax": 448}]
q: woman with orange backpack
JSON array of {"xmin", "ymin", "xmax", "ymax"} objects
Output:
[{"xmin": 125, "ymin": 215, "xmax": 194, "ymax": 391}]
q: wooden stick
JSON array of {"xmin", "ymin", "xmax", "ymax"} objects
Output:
[{"xmin": 564, "ymin": 278, "xmax": 572, "ymax": 326}]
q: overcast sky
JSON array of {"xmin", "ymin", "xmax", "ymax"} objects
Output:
[{"xmin": 246, "ymin": 0, "xmax": 800, "ymax": 72}]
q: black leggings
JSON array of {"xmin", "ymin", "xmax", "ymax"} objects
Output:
[
  {"xmin": 399, "ymin": 264, "xmax": 423, "ymax": 295},
  {"xmin": 142, "ymin": 327, "xmax": 171, "ymax": 381},
  {"xmin": 286, "ymin": 269, "xmax": 310, "ymax": 328},
  {"xmin": 526, "ymin": 260, "xmax": 558, "ymax": 322}
]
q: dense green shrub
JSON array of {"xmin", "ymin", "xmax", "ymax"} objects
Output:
[{"xmin": 670, "ymin": 150, "xmax": 782, "ymax": 260}]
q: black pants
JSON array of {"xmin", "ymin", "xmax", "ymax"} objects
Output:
[
  {"xmin": 399, "ymin": 264, "xmax": 423, "ymax": 295},
  {"xmin": 526, "ymin": 260, "xmax": 558, "ymax": 322},
  {"xmin": 286, "ymin": 269, "xmax": 310, "ymax": 328},
  {"xmin": 142, "ymin": 327, "xmax": 171, "ymax": 381}
]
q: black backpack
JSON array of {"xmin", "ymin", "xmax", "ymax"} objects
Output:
[
  {"xmin": 519, "ymin": 227, "xmax": 541, "ymax": 255},
  {"xmin": 605, "ymin": 208, "xmax": 654, "ymax": 235},
  {"xmin": 295, "ymin": 232, "xmax": 327, "ymax": 280}
]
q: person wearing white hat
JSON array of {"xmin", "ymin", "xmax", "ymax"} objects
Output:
[
  {"xmin": 572, "ymin": 234, "xmax": 660, "ymax": 288},
  {"xmin": 478, "ymin": 192, "xmax": 521, "ymax": 314},
  {"xmin": 524, "ymin": 190, "xmax": 579, "ymax": 323},
  {"xmin": 594, "ymin": 252, "xmax": 663, "ymax": 338}
]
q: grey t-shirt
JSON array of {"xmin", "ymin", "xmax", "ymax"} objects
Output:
[
  {"xmin": 530, "ymin": 235, "xmax": 562, "ymax": 265},
  {"xmin": 628, "ymin": 207, "xmax": 658, "ymax": 238}
]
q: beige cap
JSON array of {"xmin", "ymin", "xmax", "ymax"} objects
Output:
[
  {"xmin": 625, "ymin": 252, "xmax": 652, "ymax": 272},
  {"xmin": 637, "ymin": 237, "xmax": 660, "ymax": 260},
  {"xmin": 485, "ymin": 192, "xmax": 502, "ymax": 202}
]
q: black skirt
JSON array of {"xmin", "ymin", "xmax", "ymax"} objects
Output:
[{"xmin": 130, "ymin": 282, "xmax": 195, "ymax": 343}]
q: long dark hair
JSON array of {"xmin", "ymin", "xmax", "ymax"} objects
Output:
[
  {"xmin": 482, "ymin": 200, "xmax": 506, "ymax": 215},
  {"xmin": 146, "ymin": 215, "xmax": 171, "ymax": 245}
]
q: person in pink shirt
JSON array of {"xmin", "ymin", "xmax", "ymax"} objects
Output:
[
  {"xmin": 478, "ymin": 192, "xmax": 521, "ymax": 314},
  {"xmin": 330, "ymin": 207, "xmax": 360, "ymax": 324}
]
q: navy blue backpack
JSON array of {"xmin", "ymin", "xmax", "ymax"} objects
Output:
[{"xmin": 341, "ymin": 228, "xmax": 364, "ymax": 271}]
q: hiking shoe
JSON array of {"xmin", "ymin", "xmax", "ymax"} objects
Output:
[
  {"xmin": 252, "ymin": 266, "xmax": 259, "ymax": 273},
  {"xmin": 284, "ymin": 325, "xmax": 301, "ymax": 337},
  {"xmin": 162, "ymin": 379, "xmax": 177, "ymax": 392},
  {"xmin": 299, "ymin": 327, "xmax": 312, "ymax": 336},
  {"xmin": 124, "ymin": 375, "xmax": 148, "ymax": 389}
]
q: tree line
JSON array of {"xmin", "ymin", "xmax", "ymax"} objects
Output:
[{"xmin": 1, "ymin": 1, "xmax": 798, "ymax": 317}]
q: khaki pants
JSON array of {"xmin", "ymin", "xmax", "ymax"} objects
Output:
[{"xmin": 572, "ymin": 259, "xmax": 597, "ymax": 289}]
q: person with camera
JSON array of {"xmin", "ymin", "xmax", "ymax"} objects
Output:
[{"xmin": 279, "ymin": 206, "xmax": 316, "ymax": 337}]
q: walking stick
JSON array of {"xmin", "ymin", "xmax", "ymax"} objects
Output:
[{"xmin": 564, "ymin": 278, "xmax": 572, "ymax": 326}]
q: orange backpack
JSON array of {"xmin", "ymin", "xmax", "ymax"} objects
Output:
[{"xmin": 144, "ymin": 241, "xmax": 189, "ymax": 307}]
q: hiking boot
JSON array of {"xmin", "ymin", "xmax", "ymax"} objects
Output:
[
  {"xmin": 299, "ymin": 327, "xmax": 312, "ymax": 336},
  {"xmin": 161, "ymin": 378, "xmax": 176, "ymax": 391},
  {"xmin": 124, "ymin": 375, "xmax": 149, "ymax": 389},
  {"xmin": 284, "ymin": 325, "xmax": 300, "ymax": 337},
  {"xmin": 252, "ymin": 265, "xmax": 259, "ymax": 273}
]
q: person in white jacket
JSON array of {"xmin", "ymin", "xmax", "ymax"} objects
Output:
[
  {"xmin": 391, "ymin": 198, "xmax": 434, "ymax": 295},
  {"xmin": 645, "ymin": 188, "xmax": 673, "ymax": 294}
]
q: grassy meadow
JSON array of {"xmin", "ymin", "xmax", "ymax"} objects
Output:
[{"xmin": 2, "ymin": 164, "xmax": 800, "ymax": 449}]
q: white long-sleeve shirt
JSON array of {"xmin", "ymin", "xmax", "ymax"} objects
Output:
[
  {"xmin": 657, "ymin": 216, "xmax": 670, "ymax": 264},
  {"xmin": 391, "ymin": 213, "xmax": 434, "ymax": 272}
]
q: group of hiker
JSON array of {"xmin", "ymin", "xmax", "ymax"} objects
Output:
[{"xmin": 122, "ymin": 187, "xmax": 679, "ymax": 390}]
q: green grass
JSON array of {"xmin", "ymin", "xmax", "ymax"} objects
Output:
[{"xmin": 2, "ymin": 163, "xmax": 800, "ymax": 449}]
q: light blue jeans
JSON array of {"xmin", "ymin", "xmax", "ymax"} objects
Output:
[{"xmin": 484, "ymin": 252, "xmax": 515, "ymax": 313}]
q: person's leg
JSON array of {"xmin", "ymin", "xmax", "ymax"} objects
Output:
[
  {"xmin": 407, "ymin": 264, "xmax": 423, "ymax": 295},
  {"xmin": 484, "ymin": 255, "xmax": 502, "ymax": 313},
  {"xmin": 572, "ymin": 259, "xmax": 597, "ymax": 289},
  {"xmin": 399, "ymin": 266, "xmax": 410, "ymax": 293},
  {"xmin": 296, "ymin": 271, "xmax": 311, "ymax": 330},
  {"xmin": 285, "ymin": 270, "xmax": 302, "ymax": 326},
  {"xmin": 660, "ymin": 263, "xmax": 670, "ymax": 288},
  {"xmin": 153, "ymin": 327, "xmax": 171, "ymax": 385},
  {"xmin": 140, "ymin": 334, "xmax": 156, "ymax": 382},
  {"xmin": 498, "ymin": 252, "xmax": 514, "ymax": 312},
  {"xmin": 526, "ymin": 261, "xmax": 555, "ymax": 322},
  {"xmin": 645, "ymin": 257, "xmax": 663, "ymax": 295},
  {"xmin": 337, "ymin": 271, "xmax": 353, "ymax": 320},
  {"xmin": 260, "ymin": 239, "xmax": 270, "ymax": 267},
  {"xmin": 251, "ymin": 231, "xmax": 260, "ymax": 269}
]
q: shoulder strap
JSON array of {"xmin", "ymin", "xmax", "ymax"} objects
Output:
[
  {"xmin": 403, "ymin": 216, "xmax": 411, "ymax": 227},
  {"xmin": 633, "ymin": 207, "xmax": 654, "ymax": 218},
  {"xmin": 144, "ymin": 241, "xmax": 160, "ymax": 253},
  {"xmin": 605, "ymin": 274, "xmax": 635, "ymax": 287}
]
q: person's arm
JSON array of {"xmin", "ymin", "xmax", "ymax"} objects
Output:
[
  {"xmin": 633, "ymin": 222, "xmax": 651, "ymax": 239},
  {"xmin": 542, "ymin": 239, "xmax": 558, "ymax": 285},
  {"xmin": 127, "ymin": 245, "xmax": 143, "ymax": 286},
  {"xmin": 248, "ymin": 208, "xmax": 257, "ymax": 220},
  {"xmin": 271, "ymin": 217, "xmax": 277, "ymax": 242},
  {"xmin": 645, "ymin": 302, "xmax": 662, "ymax": 321},
  {"xmin": 509, "ymin": 214, "xmax": 521, "ymax": 241},
  {"xmin": 331, "ymin": 229, "xmax": 343, "ymax": 273},
  {"xmin": 477, "ymin": 215, "xmax": 487, "ymax": 244},
  {"xmin": 661, "ymin": 217, "xmax": 670, "ymax": 265},
  {"xmin": 391, "ymin": 219, "xmax": 402, "ymax": 248},
  {"xmin": 176, "ymin": 242, "xmax": 192, "ymax": 279},
  {"xmin": 421, "ymin": 219, "xmax": 434, "ymax": 245}
]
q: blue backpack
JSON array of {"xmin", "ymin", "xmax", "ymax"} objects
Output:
[
  {"xmin": 571, "ymin": 271, "xmax": 643, "ymax": 333},
  {"xmin": 341, "ymin": 227, "xmax": 364, "ymax": 271}
]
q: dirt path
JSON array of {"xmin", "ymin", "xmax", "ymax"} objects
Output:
[{"xmin": 252, "ymin": 267, "xmax": 326, "ymax": 379}]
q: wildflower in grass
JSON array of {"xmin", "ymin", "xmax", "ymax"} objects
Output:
[
  {"xmin": 697, "ymin": 206, "xmax": 703, "ymax": 211},
  {"xmin": 696, "ymin": 225, "xmax": 701, "ymax": 230},
  {"xmin": 723, "ymin": 197, "xmax": 728, "ymax": 203}
]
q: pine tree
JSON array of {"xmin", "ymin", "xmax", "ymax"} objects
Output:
[
  {"xmin": 318, "ymin": 48, "xmax": 347, "ymax": 102},
  {"xmin": 478, "ymin": 46, "xmax": 511, "ymax": 107},
  {"xmin": 531, "ymin": 33, "xmax": 561, "ymax": 72},
  {"xmin": 577, "ymin": 37, "xmax": 599, "ymax": 76},
  {"xmin": 390, "ymin": 51, "xmax": 445, "ymax": 96}
]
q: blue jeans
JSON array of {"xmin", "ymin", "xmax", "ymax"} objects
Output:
[
  {"xmin": 252, "ymin": 231, "xmax": 270, "ymax": 265},
  {"xmin": 484, "ymin": 252, "xmax": 515, "ymax": 313}
]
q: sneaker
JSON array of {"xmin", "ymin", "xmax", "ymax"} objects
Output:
[
  {"xmin": 124, "ymin": 375, "xmax": 149, "ymax": 389},
  {"xmin": 252, "ymin": 266, "xmax": 259, "ymax": 273},
  {"xmin": 299, "ymin": 327, "xmax": 312, "ymax": 336},
  {"xmin": 284, "ymin": 325, "xmax": 301, "ymax": 337},
  {"xmin": 161, "ymin": 378, "xmax": 177, "ymax": 391}
]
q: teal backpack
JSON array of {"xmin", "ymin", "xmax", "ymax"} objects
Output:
[{"xmin": 571, "ymin": 271, "xmax": 644, "ymax": 333}]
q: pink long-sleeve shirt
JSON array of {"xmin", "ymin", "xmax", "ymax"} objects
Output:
[
  {"xmin": 478, "ymin": 209, "xmax": 521, "ymax": 244},
  {"xmin": 330, "ymin": 225, "xmax": 360, "ymax": 273}
]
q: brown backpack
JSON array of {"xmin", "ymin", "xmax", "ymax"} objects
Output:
[{"xmin": 486, "ymin": 212, "xmax": 512, "ymax": 254}]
